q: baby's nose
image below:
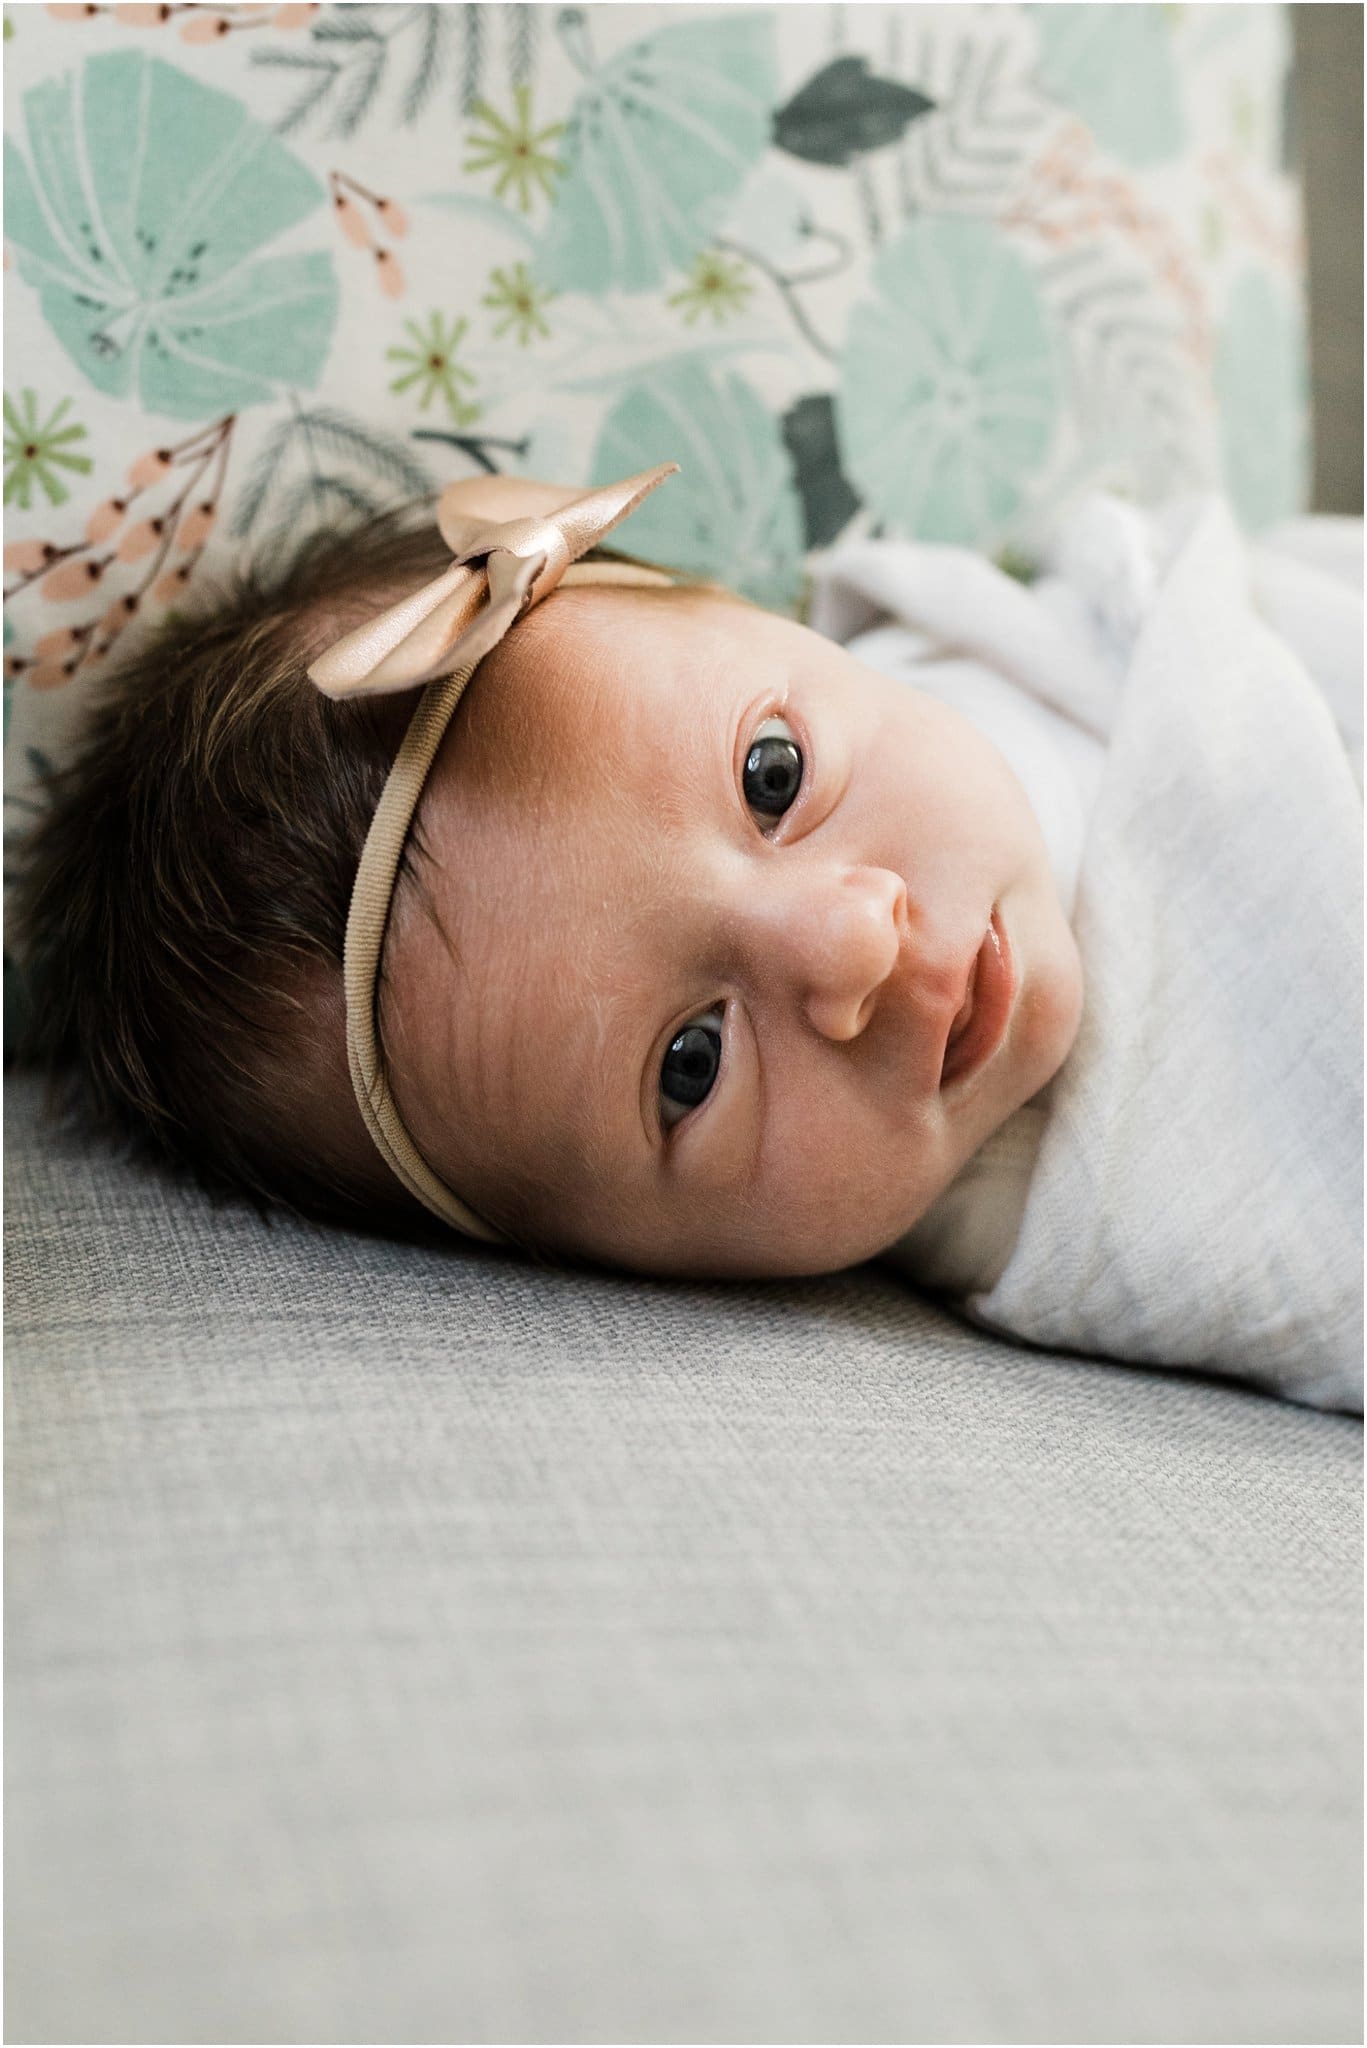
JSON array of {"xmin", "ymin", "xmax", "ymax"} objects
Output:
[{"xmin": 784, "ymin": 864, "xmax": 908, "ymax": 1043}]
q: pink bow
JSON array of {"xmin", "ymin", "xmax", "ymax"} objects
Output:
[{"xmin": 307, "ymin": 462, "xmax": 679, "ymax": 701}]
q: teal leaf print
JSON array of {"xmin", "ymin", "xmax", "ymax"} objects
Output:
[
  {"xmin": 1031, "ymin": 5, "xmax": 1185, "ymax": 168},
  {"xmin": 720, "ymin": 167, "xmax": 818, "ymax": 272},
  {"xmin": 1215, "ymin": 269, "xmax": 1309, "ymax": 532},
  {"xmin": 5, "ymin": 52, "xmax": 339, "ymax": 419},
  {"xmin": 418, "ymin": 189, "xmax": 540, "ymax": 251},
  {"xmin": 773, "ymin": 56, "xmax": 935, "ymax": 168},
  {"xmin": 836, "ymin": 218, "xmax": 1060, "ymax": 546},
  {"xmin": 533, "ymin": 12, "xmax": 777, "ymax": 295},
  {"xmin": 591, "ymin": 360, "xmax": 803, "ymax": 611}
]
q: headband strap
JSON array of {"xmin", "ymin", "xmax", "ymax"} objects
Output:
[{"xmin": 308, "ymin": 464, "xmax": 680, "ymax": 1241}]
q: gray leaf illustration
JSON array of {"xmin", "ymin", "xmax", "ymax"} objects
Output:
[{"xmin": 774, "ymin": 55, "xmax": 934, "ymax": 167}]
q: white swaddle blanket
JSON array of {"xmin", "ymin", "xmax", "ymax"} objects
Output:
[{"xmin": 809, "ymin": 497, "xmax": 1363, "ymax": 1414}]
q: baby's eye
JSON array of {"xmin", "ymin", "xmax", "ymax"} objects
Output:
[
  {"xmin": 659, "ymin": 1005, "xmax": 723, "ymax": 1130},
  {"xmin": 743, "ymin": 715, "xmax": 803, "ymax": 826}
]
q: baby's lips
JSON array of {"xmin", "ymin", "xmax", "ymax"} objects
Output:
[{"xmin": 938, "ymin": 911, "xmax": 1016, "ymax": 1091}]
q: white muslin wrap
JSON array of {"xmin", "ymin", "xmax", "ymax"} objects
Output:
[{"xmin": 809, "ymin": 497, "xmax": 1363, "ymax": 1414}]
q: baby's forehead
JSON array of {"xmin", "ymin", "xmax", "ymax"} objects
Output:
[
  {"xmin": 422, "ymin": 577, "xmax": 823, "ymax": 930},
  {"xmin": 462, "ymin": 581, "xmax": 774, "ymax": 768}
]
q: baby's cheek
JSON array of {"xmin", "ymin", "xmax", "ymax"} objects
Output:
[
  {"xmin": 1012, "ymin": 909, "xmax": 1084, "ymax": 1095},
  {"xmin": 760, "ymin": 1091, "xmax": 947, "ymax": 1262}
]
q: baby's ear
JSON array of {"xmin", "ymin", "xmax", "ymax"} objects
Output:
[{"xmin": 437, "ymin": 474, "xmax": 586, "ymax": 526}]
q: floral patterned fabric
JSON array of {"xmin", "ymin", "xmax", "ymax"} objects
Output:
[{"xmin": 3, "ymin": 1, "xmax": 1306, "ymax": 1029}]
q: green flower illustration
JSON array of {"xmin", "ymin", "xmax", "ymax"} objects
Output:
[
  {"xmin": 463, "ymin": 86, "xmax": 566, "ymax": 214},
  {"xmin": 386, "ymin": 312, "xmax": 479, "ymax": 423},
  {"xmin": 482, "ymin": 263, "xmax": 555, "ymax": 346},
  {"xmin": 534, "ymin": 13, "xmax": 776, "ymax": 294},
  {"xmin": 3, "ymin": 389, "xmax": 93, "ymax": 509},
  {"xmin": 837, "ymin": 218, "xmax": 1060, "ymax": 546},
  {"xmin": 666, "ymin": 251, "xmax": 754, "ymax": 328}
]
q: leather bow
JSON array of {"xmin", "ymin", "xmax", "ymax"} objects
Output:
[{"xmin": 308, "ymin": 461, "xmax": 679, "ymax": 700}]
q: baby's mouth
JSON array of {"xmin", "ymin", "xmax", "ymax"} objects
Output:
[
  {"xmin": 943, "ymin": 955, "xmax": 980, "ymax": 1064},
  {"xmin": 939, "ymin": 909, "xmax": 1015, "ymax": 1090}
]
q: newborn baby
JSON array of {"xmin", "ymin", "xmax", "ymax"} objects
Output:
[{"xmin": 15, "ymin": 463, "xmax": 1361, "ymax": 1414}]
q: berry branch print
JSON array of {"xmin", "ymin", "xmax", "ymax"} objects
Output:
[
  {"xmin": 329, "ymin": 169, "xmax": 409, "ymax": 299},
  {"xmin": 44, "ymin": 3, "xmax": 319, "ymax": 41},
  {"xmin": 3, "ymin": 415, "xmax": 237, "ymax": 688},
  {"xmin": 1002, "ymin": 120, "xmax": 1212, "ymax": 368}
]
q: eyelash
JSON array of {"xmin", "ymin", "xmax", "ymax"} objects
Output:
[{"xmin": 657, "ymin": 712, "xmax": 806, "ymax": 1134}]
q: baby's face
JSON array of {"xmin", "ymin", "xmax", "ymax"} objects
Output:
[{"xmin": 381, "ymin": 584, "xmax": 1083, "ymax": 1277}]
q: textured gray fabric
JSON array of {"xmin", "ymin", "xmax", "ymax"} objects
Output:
[{"xmin": 5, "ymin": 1075, "xmax": 1362, "ymax": 2046}]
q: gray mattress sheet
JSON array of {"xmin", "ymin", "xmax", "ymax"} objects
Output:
[{"xmin": 5, "ymin": 1075, "xmax": 1362, "ymax": 2044}]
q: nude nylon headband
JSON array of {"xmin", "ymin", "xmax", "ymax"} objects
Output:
[{"xmin": 307, "ymin": 462, "xmax": 680, "ymax": 1241}]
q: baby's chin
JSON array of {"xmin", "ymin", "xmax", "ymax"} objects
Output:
[{"xmin": 1011, "ymin": 908, "xmax": 1086, "ymax": 1101}]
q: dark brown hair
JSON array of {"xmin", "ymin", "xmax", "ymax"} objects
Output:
[
  {"xmin": 13, "ymin": 507, "xmax": 475, "ymax": 1232},
  {"xmin": 12, "ymin": 504, "xmax": 715, "ymax": 1241}
]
